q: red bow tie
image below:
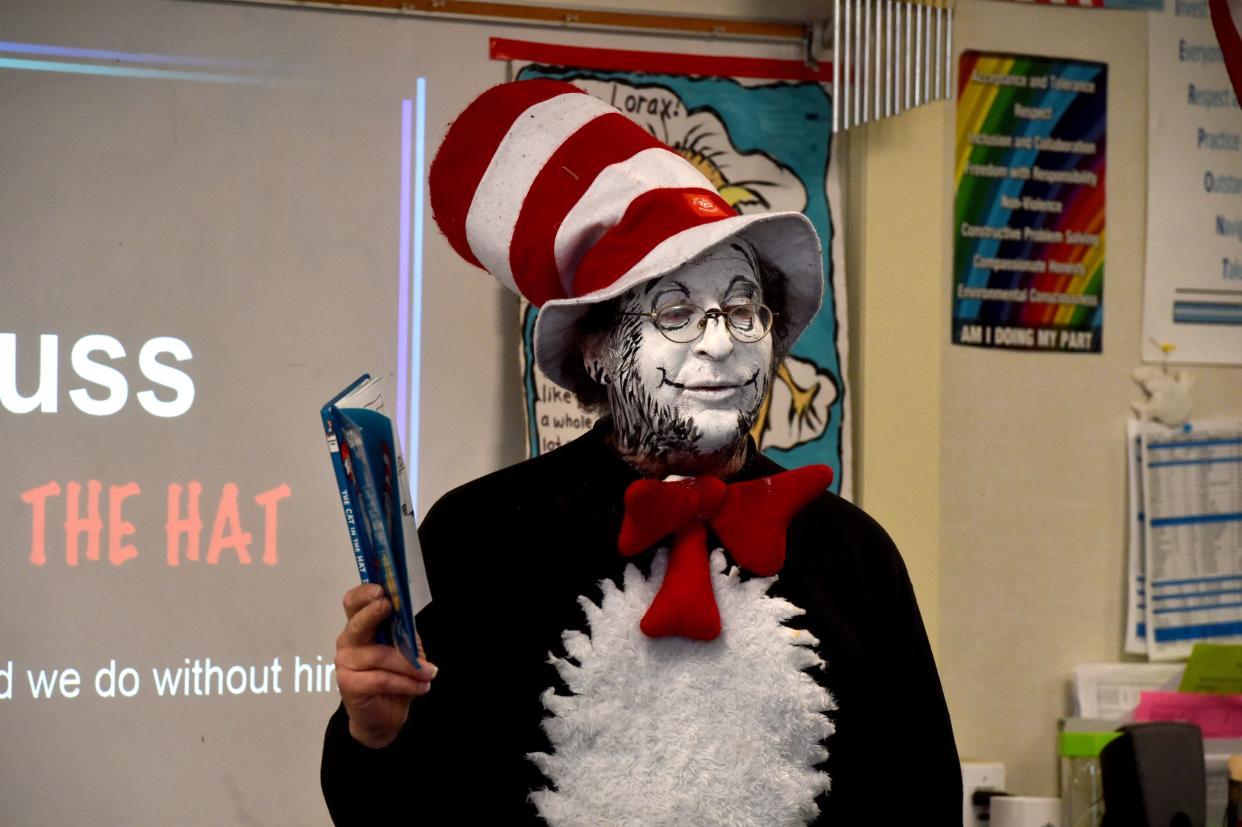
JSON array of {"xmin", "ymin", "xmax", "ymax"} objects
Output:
[{"xmin": 617, "ymin": 464, "xmax": 834, "ymax": 641}]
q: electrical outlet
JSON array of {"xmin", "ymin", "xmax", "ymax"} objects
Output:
[{"xmin": 962, "ymin": 761, "xmax": 1006, "ymax": 827}]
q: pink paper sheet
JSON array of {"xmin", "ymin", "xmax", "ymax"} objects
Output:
[{"xmin": 1134, "ymin": 691, "xmax": 1242, "ymax": 738}]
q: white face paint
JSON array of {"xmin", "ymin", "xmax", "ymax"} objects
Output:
[{"xmin": 585, "ymin": 239, "xmax": 775, "ymax": 470}]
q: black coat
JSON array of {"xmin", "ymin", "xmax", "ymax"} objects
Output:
[{"xmin": 322, "ymin": 421, "xmax": 961, "ymax": 825}]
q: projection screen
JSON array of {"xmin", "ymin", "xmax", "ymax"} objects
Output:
[{"xmin": 0, "ymin": 2, "xmax": 809, "ymax": 823}]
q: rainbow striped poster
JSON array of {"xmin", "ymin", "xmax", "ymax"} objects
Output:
[{"xmin": 954, "ymin": 52, "xmax": 1107, "ymax": 353}]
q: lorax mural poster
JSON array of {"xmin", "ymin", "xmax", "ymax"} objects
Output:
[{"xmin": 514, "ymin": 63, "xmax": 850, "ymax": 495}]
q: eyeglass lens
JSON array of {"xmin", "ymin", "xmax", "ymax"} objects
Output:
[{"xmin": 653, "ymin": 304, "xmax": 771, "ymax": 343}]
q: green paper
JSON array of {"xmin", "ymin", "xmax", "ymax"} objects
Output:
[
  {"xmin": 1179, "ymin": 643, "xmax": 1242, "ymax": 693},
  {"xmin": 1059, "ymin": 731, "xmax": 1121, "ymax": 758}
]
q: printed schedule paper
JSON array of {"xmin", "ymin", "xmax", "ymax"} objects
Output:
[
  {"xmin": 1140, "ymin": 419, "xmax": 1242, "ymax": 659},
  {"xmin": 1126, "ymin": 419, "xmax": 1149, "ymax": 654}
]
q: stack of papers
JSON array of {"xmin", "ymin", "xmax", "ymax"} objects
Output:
[
  {"xmin": 1074, "ymin": 648, "xmax": 1242, "ymax": 733},
  {"xmin": 1073, "ymin": 662, "xmax": 1184, "ymax": 719},
  {"xmin": 1130, "ymin": 644, "xmax": 1242, "ymax": 738}
]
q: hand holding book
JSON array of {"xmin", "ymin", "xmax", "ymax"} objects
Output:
[
  {"xmin": 322, "ymin": 374, "xmax": 428, "ymax": 667},
  {"xmin": 333, "ymin": 582, "xmax": 437, "ymax": 749},
  {"xmin": 322, "ymin": 374, "xmax": 435, "ymax": 747}
]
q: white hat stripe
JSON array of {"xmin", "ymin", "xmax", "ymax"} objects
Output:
[
  {"xmin": 552, "ymin": 147, "xmax": 717, "ymax": 294},
  {"xmin": 463, "ymin": 92, "xmax": 617, "ymax": 292}
]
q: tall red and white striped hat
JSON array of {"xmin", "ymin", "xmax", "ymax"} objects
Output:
[{"xmin": 430, "ymin": 79, "xmax": 823, "ymax": 393}]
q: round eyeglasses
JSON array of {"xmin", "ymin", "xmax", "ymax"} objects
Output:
[{"xmin": 622, "ymin": 303, "xmax": 775, "ymax": 344}]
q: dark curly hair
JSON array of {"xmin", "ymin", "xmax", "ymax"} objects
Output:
[{"xmin": 561, "ymin": 245, "xmax": 792, "ymax": 413}]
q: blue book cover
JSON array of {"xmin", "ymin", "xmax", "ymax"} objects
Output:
[{"xmin": 321, "ymin": 374, "xmax": 423, "ymax": 668}]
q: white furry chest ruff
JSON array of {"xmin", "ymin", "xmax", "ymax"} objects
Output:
[{"xmin": 529, "ymin": 549, "xmax": 837, "ymax": 826}]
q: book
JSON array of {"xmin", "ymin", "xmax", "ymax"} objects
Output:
[{"xmin": 321, "ymin": 374, "xmax": 424, "ymax": 668}]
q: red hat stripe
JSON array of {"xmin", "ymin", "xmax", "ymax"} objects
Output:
[
  {"xmin": 553, "ymin": 148, "xmax": 717, "ymax": 291},
  {"xmin": 573, "ymin": 188, "xmax": 737, "ymax": 297},
  {"xmin": 507, "ymin": 113, "xmax": 674, "ymax": 307},
  {"xmin": 429, "ymin": 79, "xmax": 583, "ymax": 270},
  {"xmin": 464, "ymin": 93, "xmax": 617, "ymax": 292}
]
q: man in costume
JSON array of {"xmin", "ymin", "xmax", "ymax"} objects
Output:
[{"xmin": 322, "ymin": 80, "xmax": 960, "ymax": 825}]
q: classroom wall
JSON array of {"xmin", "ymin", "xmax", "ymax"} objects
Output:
[
  {"xmin": 943, "ymin": 1, "xmax": 1239, "ymax": 796},
  {"xmin": 849, "ymin": 100, "xmax": 948, "ymax": 647},
  {"xmin": 934, "ymin": 3, "xmax": 1149, "ymax": 795}
]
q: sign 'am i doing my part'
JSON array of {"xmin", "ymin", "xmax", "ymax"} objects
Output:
[{"xmin": 953, "ymin": 51, "xmax": 1107, "ymax": 353}]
